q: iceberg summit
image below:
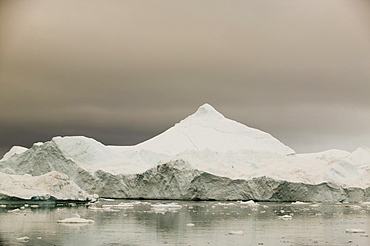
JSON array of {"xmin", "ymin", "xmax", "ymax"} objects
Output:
[{"xmin": 1, "ymin": 103, "xmax": 370, "ymax": 202}]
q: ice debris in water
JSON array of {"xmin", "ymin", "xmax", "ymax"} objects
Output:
[
  {"xmin": 227, "ymin": 231, "xmax": 244, "ymax": 235},
  {"xmin": 239, "ymin": 200, "xmax": 259, "ymax": 206},
  {"xmin": 150, "ymin": 203, "xmax": 183, "ymax": 214},
  {"xmin": 102, "ymin": 202, "xmax": 134, "ymax": 209},
  {"xmin": 57, "ymin": 217, "xmax": 94, "ymax": 224},
  {"xmin": 101, "ymin": 198, "xmax": 115, "ymax": 201},
  {"xmin": 278, "ymin": 215, "xmax": 292, "ymax": 220},
  {"xmin": 15, "ymin": 237, "xmax": 30, "ymax": 242},
  {"xmin": 291, "ymin": 201, "xmax": 310, "ymax": 205},
  {"xmin": 215, "ymin": 202, "xmax": 236, "ymax": 206},
  {"xmin": 346, "ymin": 228, "xmax": 366, "ymax": 233},
  {"xmin": 151, "ymin": 203, "xmax": 182, "ymax": 209}
]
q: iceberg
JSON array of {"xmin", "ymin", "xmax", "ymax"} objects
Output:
[
  {"xmin": 1, "ymin": 103, "xmax": 370, "ymax": 202},
  {"xmin": 0, "ymin": 171, "xmax": 93, "ymax": 201}
]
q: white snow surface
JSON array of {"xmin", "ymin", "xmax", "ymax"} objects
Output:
[
  {"xmin": 297, "ymin": 149, "xmax": 351, "ymax": 161},
  {"xmin": 1, "ymin": 103, "xmax": 370, "ymax": 190},
  {"xmin": 133, "ymin": 104, "xmax": 295, "ymax": 156},
  {"xmin": 50, "ymin": 136, "xmax": 168, "ymax": 174},
  {"xmin": 3, "ymin": 103, "xmax": 293, "ymax": 175},
  {"xmin": 2, "ymin": 146, "xmax": 28, "ymax": 160},
  {"xmin": 0, "ymin": 171, "xmax": 93, "ymax": 200}
]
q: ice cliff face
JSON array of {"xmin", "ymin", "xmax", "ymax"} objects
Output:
[{"xmin": 1, "ymin": 104, "xmax": 370, "ymax": 202}]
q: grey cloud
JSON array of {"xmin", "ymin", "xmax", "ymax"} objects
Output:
[{"xmin": 1, "ymin": 0, "xmax": 370, "ymax": 155}]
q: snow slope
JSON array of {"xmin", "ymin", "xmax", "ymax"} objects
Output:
[
  {"xmin": 0, "ymin": 171, "xmax": 93, "ymax": 200},
  {"xmin": 2, "ymin": 146, "xmax": 28, "ymax": 160},
  {"xmin": 0, "ymin": 103, "xmax": 293, "ymax": 175},
  {"xmin": 50, "ymin": 136, "xmax": 168, "ymax": 174},
  {"xmin": 133, "ymin": 104, "xmax": 295, "ymax": 156},
  {"xmin": 1, "ymin": 103, "xmax": 370, "ymax": 201}
]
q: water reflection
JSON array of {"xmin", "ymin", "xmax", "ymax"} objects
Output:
[{"xmin": 1, "ymin": 200, "xmax": 370, "ymax": 245}]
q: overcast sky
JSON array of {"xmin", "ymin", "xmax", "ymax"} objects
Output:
[{"xmin": 1, "ymin": 0, "xmax": 370, "ymax": 156}]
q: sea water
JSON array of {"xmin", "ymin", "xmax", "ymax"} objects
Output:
[{"xmin": 1, "ymin": 200, "xmax": 370, "ymax": 245}]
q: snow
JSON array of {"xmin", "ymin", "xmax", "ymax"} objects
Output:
[
  {"xmin": 2, "ymin": 146, "xmax": 28, "ymax": 160},
  {"xmin": 0, "ymin": 171, "xmax": 93, "ymax": 200},
  {"xmin": 50, "ymin": 136, "xmax": 168, "ymax": 174},
  {"xmin": 297, "ymin": 149, "xmax": 350, "ymax": 161},
  {"xmin": 345, "ymin": 147, "xmax": 370, "ymax": 166},
  {"xmin": 133, "ymin": 103, "xmax": 295, "ymax": 156},
  {"xmin": 1, "ymin": 103, "xmax": 370, "ymax": 201},
  {"xmin": 0, "ymin": 103, "xmax": 294, "ymax": 177}
]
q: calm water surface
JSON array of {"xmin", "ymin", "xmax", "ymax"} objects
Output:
[{"xmin": 1, "ymin": 200, "xmax": 370, "ymax": 246}]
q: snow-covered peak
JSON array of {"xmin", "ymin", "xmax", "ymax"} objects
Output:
[
  {"xmin": 133, "ymin": 104, "xmax": 295, "ymax": 156},
  {"xmin": 345, "ymin": 147, "xmax": 370, "ymax": 166},
  {"xmin": 190, "ymin": 103, "xmax": 225, "ymax": 120},
  {"xmin": 50, "ymin": 136, "xmax": 113, "ymax": 164},
  {"xmin": 2, "ymin": 146, "xmax": 28, "ymax": 160},
  {"xmin": 297, "ymin": 149, "xmax": 350, "ymax": 161}
]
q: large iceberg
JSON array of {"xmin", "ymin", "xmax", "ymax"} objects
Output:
[{"xmin": 1, "ymin": 104, "xmax": 370, "ymax": 202}]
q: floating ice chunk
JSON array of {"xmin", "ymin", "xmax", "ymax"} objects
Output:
[
  {"xmin": 346, "ymin": 228, "xmax": 366, "ymax": 233},
  {"xmin": 278, "ymin": 215, "xmax": 292, "ymax": 220},
  {"xmin": 227, "ymin": 231, "xmax": 244, "ymax": 235},
  {"xmin": 239, "ymin": 200, "xmax": 259, "ymax": 206},
  {"xmin": 151, "ymin": 208, "xmax": 167, "ymax": 214},
  {"xmin": 151, "ymin": 203, "xmax": 182, "ymax": 214},
  {"xmin": 216, "ymin": 202, "xmax": 236, "ymax": 206},
  {"xmin": 291, "ymin": 201, "xmax": 309, "ymax": 205},
  {"xmin": 57, "ymin": 217, "xmax": 94, "ymax": 224},
  {"xmin": 89, "ymin": 207, "xmax": 106, "ymax": 211},
  {"xmin": 15, "ymin": 237, "xmax": 30, "ymax": 242},
  {"xmin": 345, "ymin": 205, "xmax": 361, "ymax": 209},
  {"xmin": 151, "ymin": 203, "xmax": 182, "ymax": 209},
  {"xmin": 102, "ymin": 202, "xmax": 134, "ymax": 209}
]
